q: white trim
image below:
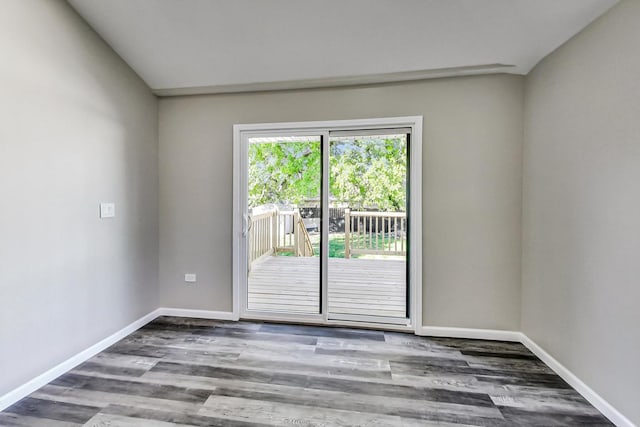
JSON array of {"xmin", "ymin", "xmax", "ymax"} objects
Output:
[
  {"xmin": 326, "ymin": 319, "xmax": 414, "ymax": 333},
  {"xmin": 328, "ymin": 313, "xmax": 410, "ymax": 326},
  {"xmin": 320, "ymin": 130, "xmax": 330, "ymax": 324},
  {"xmin": 0, "ymin": 307, "xmax": 237, "ymax": 412},
  {"xmin": 520, "ymin": 334, "xmax": 635, "ymax": 427},
  {"xmin": 157, "ymin": 307, "xmax": 237, "ymax": 321},
  {"xmin": 232, "ymin": 116, "xmax": 422, "ymax": 332},
  {"xmin": 416, "ymin": 325, "xmax": 522, "ymax": 342},
  {"xmin": 240, "ymin": 313, "xmax": 414, "ymax": 333},
  {"xmin": 232, "ymin": 124, "xmax": 242, "ymax": 322},
  {"xmin": 233, "ymin": 116, "xmax": 423, "ymax": 135},
  {"xmin": 410, "ymin": 119, "xmax": 423, "ymax": 335},
  {"xmin": 153, "ymin": 64, "xmax": 515, "ymax": 97},
  {"xmin": 0, "ymin": 308, "xmax": 162, "ymax": 412},
  {"xmin": 241, "ymin": 312, "xmax": 325, "ymax": 325},
  {"xmin": 414, "ymin": 327, "xmax": 634, "ymax": 426}
]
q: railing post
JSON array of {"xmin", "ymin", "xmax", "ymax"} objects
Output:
[
  {"xmin": 344, "ymin": 209, "xmax": 351, "ymax": 259},
  {"xmin": 271, "ymin": 207, "xmax": 278, "ymax": 256},
  {"xmin": 293, "ymin": 208, "xmax": 300, "ymax": 257}
]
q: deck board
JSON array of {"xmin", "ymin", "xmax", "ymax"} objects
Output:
[{"xmin": 248, "ymin": 256, "xmax": 406, "ymax": 318}]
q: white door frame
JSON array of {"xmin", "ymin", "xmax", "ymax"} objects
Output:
[{"xmin": 232, "ymin": 116, "xmax": 423, "ymax": 332}]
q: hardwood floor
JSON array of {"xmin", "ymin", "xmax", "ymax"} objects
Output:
[
  {"xmin": 0, "ymin": 317, "xmax": 613, "ymax": 426},
  {"xmin": 248, "ymin": 256, "xmax": 406, "ymax": 318}
]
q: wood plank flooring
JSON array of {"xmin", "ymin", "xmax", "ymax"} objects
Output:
[
  {"xmin": 0, "ymin": 317, "xmax": 613, "ymax": 426},
  {"xmin": 248, "ymin": 256, "xmax": 406, "ymax": 317}
]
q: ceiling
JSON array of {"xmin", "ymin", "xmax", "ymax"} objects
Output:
[{"xmin": 68, "ymin": 0, "xmax": 618, "ymax": 96}]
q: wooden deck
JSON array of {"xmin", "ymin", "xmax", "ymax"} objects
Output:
[{"xmin": 248, "ymin": 256, "xmax": 406, "ymax": 318}]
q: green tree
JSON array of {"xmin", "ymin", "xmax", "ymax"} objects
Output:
[
  {"xmin": 248, "ymin": 141, "xmax": 320, "ymax": 207},
  {"xmin": 330, "ymin": 136, "xmax": 406, "ymax": 210},
  {"xmin": 248, "ymin": 136, "xmax": 406, "ymax": 211}
]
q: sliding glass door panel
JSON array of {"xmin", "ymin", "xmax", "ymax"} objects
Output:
[
  {"xmin": 246, "ymin": 135, "xmax": 322, "ymax": 315},
  {"xmin": 327, "ymin": 132, "xmax": 409, "ymax": 323}
]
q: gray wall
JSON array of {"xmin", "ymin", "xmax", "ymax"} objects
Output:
[
  {"xmin": 0, "ymin": 0, "xmax": 158, "ymax": 396},
  {"xmin": 159, "ymin": 75, "xmax": 524, "ymax": 330},
  {"xmin": 522, "ymin": 0, "xmax": 640, "ymax": 424}
]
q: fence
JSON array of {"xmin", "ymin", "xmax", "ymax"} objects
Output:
[{"xmin": 299, "ymin": 207, "xmax": 347, "ymax": 232}]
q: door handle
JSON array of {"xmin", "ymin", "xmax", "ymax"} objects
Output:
[{"xmin": 242, "ymin": 214, "xmax": 249, "ymax": 237}]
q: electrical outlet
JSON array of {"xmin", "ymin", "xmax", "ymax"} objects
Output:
[{"xmin": 185, "ymin": 274, "xmax": 197, "ymax": 283}]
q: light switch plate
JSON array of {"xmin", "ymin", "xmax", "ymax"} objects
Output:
[
  {"xmin": 185, "ymin": 274, "xmax": 197, "ymax": 283},
  {"xmin": 100, "ymin": 203, "xmax": 115, "ymax": 218}
]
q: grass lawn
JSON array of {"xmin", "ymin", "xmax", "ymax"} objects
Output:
[
  {"xmin": 279, "ymin": 234, "xmax": 345, "ymax": 257},
  {"xmin": 314, "ymin": 234, "xmax": 347, "ymax": 258},
  {"xmin": 279, "ymin": 233, "xmax": 404, "ymax": 260}
]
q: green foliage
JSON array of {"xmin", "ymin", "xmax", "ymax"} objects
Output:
[
  {"xmin": 248, "ymin": 141, "xmax": 321, "ymax": 207},
  {"xmin": 330, "ymin": 137, "xmax": 406, "ymax": 210},
  {"xmin": 248, "ymin": 136, "xmax": 406, "ymax": 211}
]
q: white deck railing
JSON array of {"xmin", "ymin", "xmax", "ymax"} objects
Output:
[
  {"xmin": 344, "ymin": 209, "xmax": 407, "ymax": 258},
  {"xmin": 275, "ymin": 209, "xmax": 314, "ymax": 258},
  {"xmin": 248, "ymin": 208, "xmax": 314, "ymax": 270},
  {"xmin": 247, "ymin": 210, "xmax": 275, "ymax": 267},
  {"xmin": 249, "ymin": 207, "xmax": 405, "ymax": 267}
]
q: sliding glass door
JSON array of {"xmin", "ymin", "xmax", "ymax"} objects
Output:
[{"xmin": 235, "ymin": 118, "xmax": 419, "ymax": 328}]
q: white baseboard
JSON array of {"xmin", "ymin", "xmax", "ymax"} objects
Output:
[
  {"xmin": 415, "ymin": 326, "xmax": 634, "ymax": 426},
  {"xmin": 0, "ymin": 308, "xmax": 162, "ymax": 412},
  {"xmin": 416, "ymin": 325, "xmax": 522, "ymax": 342},
  {"xmin": 0, "ymin": 306, "xmax": 237, "ymax": 412},
  {"xmin": 520, "ymin": 334, "xmax": 635, "ymax": 427},
  {"xmin": 157, "ymin": 307, "xmax": 237, "ymax": 321},
  {"xmin": 159, "ymin": 309, "xmax": 636, "ymax": 426}
]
